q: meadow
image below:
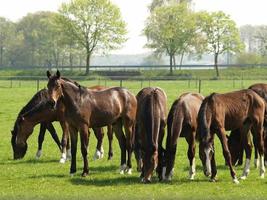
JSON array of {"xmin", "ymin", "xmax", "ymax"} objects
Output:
[{"xmin": 1, "ymin": 77, "xmax": 267, "ymax": 200}]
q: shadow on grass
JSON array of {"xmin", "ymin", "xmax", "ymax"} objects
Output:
[{"xmin": 0, "ymin": 158, "xmax": 60, "ymax": 165}]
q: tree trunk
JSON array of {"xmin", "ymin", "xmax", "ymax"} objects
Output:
[
  {"xmin": 86, "ymin": 52, "xmax": 91, "ymax": 75},
  {"xmin": 179, "ymin": 51, "xmax": 185, "ymax": 70},
  {"xmin": 173, "ymin": 56, "xmax": 176, "ymax": 70},
  {"xmin": 214, "ymin": 52, "xmax": 219, "ymax": 77},
  {"xmin": 169, "ymin": 54, "xmax": 173, "ymax": 75}
]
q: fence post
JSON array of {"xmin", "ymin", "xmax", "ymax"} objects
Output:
[
  {"xmin": 233, "ymin": 79, "xmax": 235, "ymax": 88},
  {"xmin": 140, "ymin": 80, "xmax": 143, "ymax": 88},
  {"xmin": 198, "ymin": 79, "xmax": 201, "ymax": 93},
  {"xmin": 10, "ymin": 79, "xmax": 12, "ymax": 88},
  {"xmin": 120, "ymin": 80, "xmax": 122, "ymax": 87},
  {"xmin": 37, "ymin": 79, "xmax": 40, "ymax": 92}
]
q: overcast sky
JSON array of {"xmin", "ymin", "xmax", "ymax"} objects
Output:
[{"xmin": 1, "ymin": 0, "xmax": 267, "ymax": 54}]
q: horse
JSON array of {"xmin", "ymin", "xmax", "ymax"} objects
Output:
[
  {"xmin": 134, "ymin": 87, "xmax": 167, "ymax": 183},
  {"xmin": 45, "ymin": 70, "xmax": 137, "ymax": 176},
  {"xmin": 164, "ymin": 92, "xmax": 204, "ymax": 181},
  {"xmin": 197, "ymin": 89, "xmax": 265, "ymax": 184},
  {"xmin": 227, "ymin": 83, "xmax": 267, "ymax": 168},
  {"xmin": 11, "ymin": 84, "xmax": 114, "ymax": 162}
]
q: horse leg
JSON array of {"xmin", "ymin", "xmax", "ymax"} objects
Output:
[
  {"xmin": 252, "ymin": 123, "xmax": 265, "ymax": 178},
  {"xmin": 210, "ymin": 141, "xmax": 217, "ymax": 182},
  {"xmin": 59, "ymin": 121, "xmax": 69, "ymax": 163},
  {"xmin": 186, "ymin": 129, "xmax": 196, "ymax": 180},
  {"xmin": 157, "ymin": 122, "xmax": 166, "ymax": 181},
  {"xmin": 46, "ymin": 122, "xmax": 62, "ymax": 151},
  {"xmin": 92, "ymin": 127, "xmax": 104, "ymax": 160},
  {"xmin": 107, "ymin": 125, "xmax": 113, "ymax": 160},
  {"xmin": 252, "ymin": 132, "xmax": 259, "ymax": 168},
  {"xmin": 69, "ymin": 126, "xmax": 78, "ymax": 176},
  {"xmin": 113, "ymin": 120, "xmax": 127, "ymax": 174},
  {"xmin": 80, "ymin": 124, "xmax": 90, "ymax": 177},
  {"xmin": 240, "ymin": 124, "xmax": 252, "ymax": 180},
  {"xmin": 36, "ymin": 123, "xmax": 46, "ymax": 159},
  {"xmin": 217, "ymin": 128, "xmax": 238, "ymax": 184},
  {"xmin": 124, "ymin": 117, "xmax": 135, "ymax": 174}
]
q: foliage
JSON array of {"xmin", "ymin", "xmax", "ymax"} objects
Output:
[
  {"xmin": 57, "ymin": 0, "xmax": 127, "ymax": 75},
  {"xmin": 198, "ymin": 11, "xmax": 245, "ymax": 77},
  {"xmin": 236, "ymin": 52, "xmax": 263, "ymax": 65},
  {"xmin": 144, "ymin": 3, "xmax": 199, "ymax": 74}
]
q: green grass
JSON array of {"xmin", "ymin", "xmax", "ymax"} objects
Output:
[{"xmin": 1, "ymin": 79, "xmax": 267, "ymax": 200}]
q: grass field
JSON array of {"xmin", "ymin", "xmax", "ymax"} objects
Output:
[{"xmin": 1, "ymin": 78, "xmax": 267, "ymax": 200}]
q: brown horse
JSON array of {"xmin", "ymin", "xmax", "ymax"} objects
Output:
[
  {"xmin": 12, "ymin": 84, "xmax": 114, "ymax": 162},
  {"xmin": 227, "ymin": 83, "xmax": 267, "ymax": 168},
  {"xmin": 197, "ymin": 89, "xmax": 265, "ymax": 184},
  {"xmin": 164, "ymin": 92, "xmax": 204, "ymax": 181},
  {"xmin": 135, "ymin": 87, "xmax": 167, "ymax": 183},
  {"xmin": 46, "ymin": 70, "xmax": 137, "ymax": 176}
]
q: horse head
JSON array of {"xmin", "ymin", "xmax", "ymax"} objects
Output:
[
  {"xmin": 197, "ymin": 96, "xmax": 214, "ymax": 177},
  {"xmin": 47, "ymin": 70, "xmax": 63, "ymax": 108},
  {"xmin": 11, "ymin": 116, "xmax": 31, "ymax": 159}
]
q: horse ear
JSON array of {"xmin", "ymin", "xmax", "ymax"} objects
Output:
[
  {"xmin": 47, "ymin": 71, "xmax": 51, "ymax": 78},
  {"xmin": 56, "ymin": 70, "xmax": 61, "ymax": 78}
]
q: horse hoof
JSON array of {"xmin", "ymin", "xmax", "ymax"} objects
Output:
[
  {"xmin": 240, "ymin": 176, "xmax": 247, "ymax": 180},
  {"xmin": 126, "ymin": 168, "xmax": 132, "ymax": 175},
  {"xmin": 189, "ymin": 175, "xmax": 195, "ymax": 180},
  {"xmin": 59, "ymin": 158, "xmax": 66, "ymax": 164},
  {"xmin": 233, "ymin": 178, "xmax": 240, "ymax": 184},
  {"xmin": 35, "ymin": 150, "xmax": 42, "ymax": 159},
  {"xmin": 260, "ymin": 174, "xmax": 265, "ymax": 179},
  {"xmin": 119, "ymin": 164, "xmax": 127, "ymax": 174},
  {"xmin": 209, "ymin": 178, "xmax": 216, "ymax": 183},
  {"xmin": 93, "ymin": 150, "xmax": 102, "ymax": 160},
  {"xmin": 70, "ymin": 173, "xmax": 75, "ymax": 177},
  {"xmin": 82, "ymin": 172, "xmax": 88, "ymax": 177},
  {"xmin": 119, "ymin": 170, "xmax": 124, "ymax": 175}
]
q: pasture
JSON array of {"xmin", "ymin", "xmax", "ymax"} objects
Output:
[{"xmin": 1, "ymin": 78, "xmax": 267, "ymax": 200}]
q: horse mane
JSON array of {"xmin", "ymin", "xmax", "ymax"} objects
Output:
[{"xmin": 196, "ymin": 92, "xmax": 216, "ymax": 142}]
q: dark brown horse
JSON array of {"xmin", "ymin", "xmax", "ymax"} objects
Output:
[
  {"xmin": 227, "ymin": 83, "xmax": 267, "ymax": 168},
  {"xmin": 197, "ymin": 89, "xmax": 265, "ymax": 184},
  {"xmin": 11, "ymin": 89, "xmax": 62, "ymax": 160},
  {"xmin": 164, "ymin": 92, "xmax": 204, "ymax": 181},
  {"xmin": 46, "ymin": 70, "xmax": 137, "ymax": 176},
  {"xmin": 135, "ymin": 87, "xmax": 167, "ymax": 183},
  {"xmin": 12, "ymin": 84, "xmax": 114, "ymax": 162}
]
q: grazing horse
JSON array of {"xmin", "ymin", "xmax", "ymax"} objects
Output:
[
  {"xmin": 46, "ymin": 70, "xmax": 137, "ymax": 176},
  {"xmin": 197, "ymin": 89, "xmax": 265, "ymax": 184},
  {"xmin": 227, "ymin": 83, "xmax": 267, "ymax": 168},
  {"xmin": 11, "ymin": 85, "xmax": 114, "ymax": 162},
  {"xmin": 164, "ymin": 92, "xmax": 204, "ymax": 181},
  {"xmin": 135, "ymin": 87, "xmax": 167, "ymax": 183}
]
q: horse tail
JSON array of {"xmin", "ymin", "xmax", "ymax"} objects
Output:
[
  {"xmin": 145, "ymin": 89, "xmax": 161, "ymax": 154},
  {"xmin": 196, "ymin": 93, "xmax": 215, "ymax": 142}
]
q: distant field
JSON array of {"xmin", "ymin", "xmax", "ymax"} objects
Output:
[{"xmin": 1, "ymin": 78, "xmax": 267, "ymax": 200}]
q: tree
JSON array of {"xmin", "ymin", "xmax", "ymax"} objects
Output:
[
  {"xmin": 0, "ymin": 17, "xmax": 15, "ymax": 66},
  {"xmin": 144, "ymin": 3, "xmax": 198, "ymax": 74},
  {"xmin": 199, "ymin": 11, "xmax": 244, "ymax": 77},
  {"xmin": 58, "ymin": 0, "xmax": 127, "ymax": 75}
]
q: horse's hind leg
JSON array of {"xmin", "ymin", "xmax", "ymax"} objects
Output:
[
  {"xmin": 92, "ymin": 127, "xmax": 104, "ymax": 160},
  {"xmin": 252, "ymin": 123, "xmax": 265, "ymax": 178},
  {"xmin": 240, "ymin": 124, "xmax": 252, "ymax": 180},
  {"xmin": 107, "ymin": 125, "xmax": 113, "ymax": 160},
  {"xmin": 124, "ymin": 117, "xmax": 136, "ymax": 175},
  {"xmin": 36, "ymin": 123, "xmax": 46, "ymax": 159},
  {"xmin": 252, "ymin": 132, "xmax": 259, "ymax": 168},
  {"xmin": 80, "ymin": 124, "xmax": 90, "ymax": 177},
  {"xmin": 70, "ymin": 126, "xmax": 78, "ymax": 176},
  {"xmin": 157, "ymin": 122, "xmax": 166, "ymax": 181},
  {"xmin": 185, "ymin": 129, "xmax": 196, "ymax": 180},
  {"xmin": 113, "ymin": 120, "xmax": 127, "ymax": 174}
]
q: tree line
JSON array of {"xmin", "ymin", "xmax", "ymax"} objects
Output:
[{"xmin": 0, "ymin": 0, "xmax": 266, "ymax": 77}]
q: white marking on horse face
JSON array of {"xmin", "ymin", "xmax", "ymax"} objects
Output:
[{"xmin": 204, "ymin": 147, "xmax": 211, "ymax": 176}]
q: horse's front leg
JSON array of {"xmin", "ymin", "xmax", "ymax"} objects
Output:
[
  {"xmin": 59, "ymin": 120, "xmax": 70, "ymax": 163},
  {"xmin": 186, "ymin": 130, "xmax": 196, "ymax": 180},
  {"xmin": 80, "ymin": 124, "xmax": 90, "ymax": 177},
  {"xmin": 217, "ymin": 128, "xmax": 239, "ymax": 184},
  {"xmin": 157, "ymin": 122, "xmax": 166, "ymax": 181},
  {"xmin": 70, "ymin": 126, "xmax": 78, "ymax": 176},
  {"xmin": 36, "ymin": 123, "xmax": 46, "ymax": 159}
]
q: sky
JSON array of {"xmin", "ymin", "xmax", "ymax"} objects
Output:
[{"xmin": 0, "ymin": 0, "xmax": 267, "ymax": 54}]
